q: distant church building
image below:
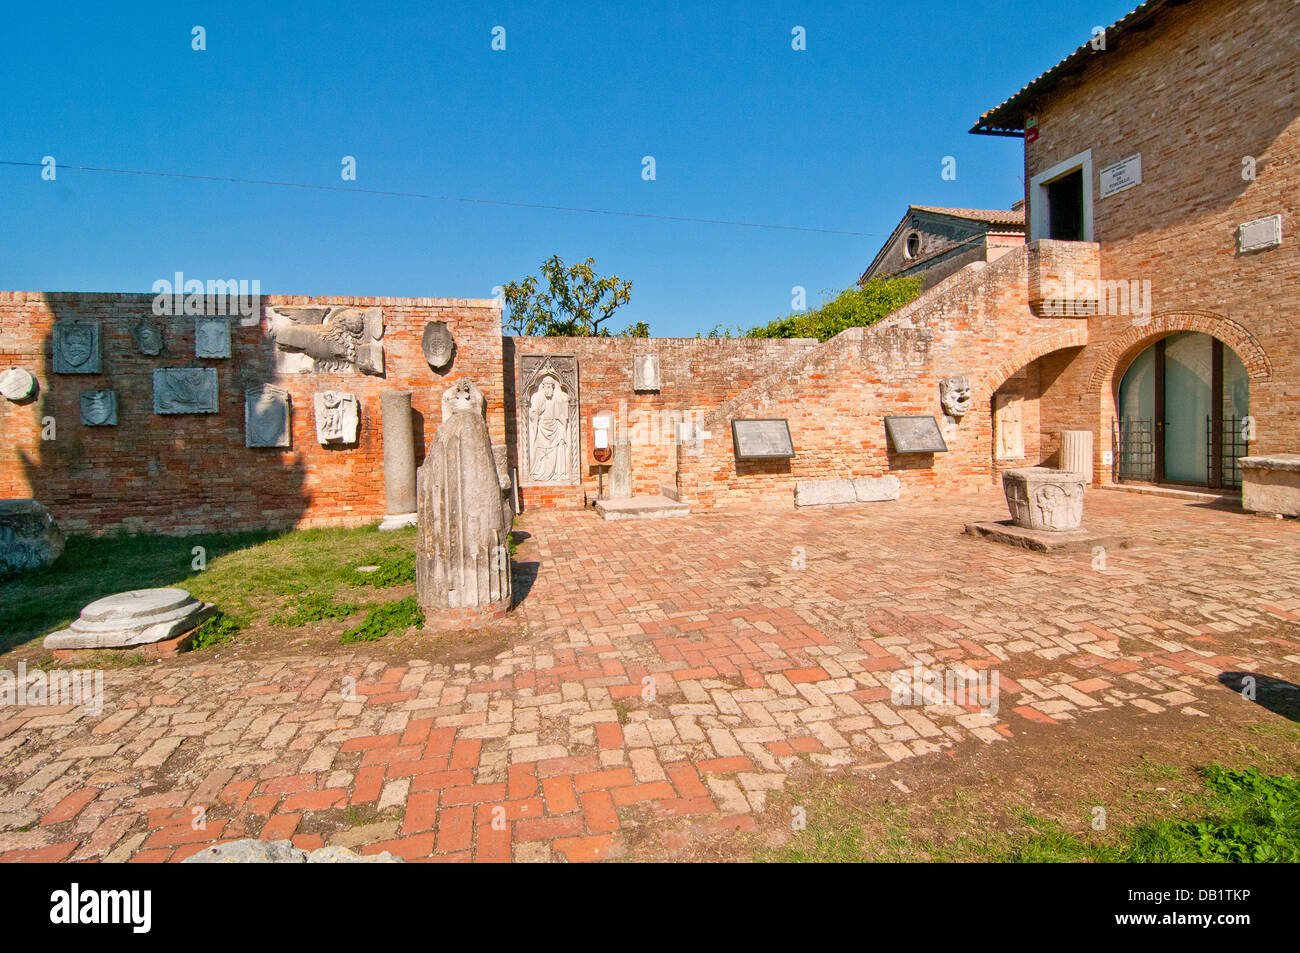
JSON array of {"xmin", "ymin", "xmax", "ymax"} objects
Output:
[{"xmin": 859, "ymin": 204, "xmax": 1026, "ymax": 289}]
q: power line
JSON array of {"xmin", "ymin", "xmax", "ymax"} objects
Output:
[{"xmin": 0, "ymin": 159, "xmax": 882, "ymax": 237}]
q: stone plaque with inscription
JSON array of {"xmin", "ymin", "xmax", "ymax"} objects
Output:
[
  {"xmin": 885, "ymin": 416, "xmax": 948, "ymax": 454},
  {"xmin": 731, "ymin": 419, "xmax": 795, "ymax": 460}
]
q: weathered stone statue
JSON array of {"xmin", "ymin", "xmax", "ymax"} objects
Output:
[{"xmin": 416, "ymin": 380, "xmax": 511, "ymax": 617}]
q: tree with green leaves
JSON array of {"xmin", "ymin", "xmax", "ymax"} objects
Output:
[{"xmin": 502, "ymin": 255, "xmax": 635, "ymax": 337}]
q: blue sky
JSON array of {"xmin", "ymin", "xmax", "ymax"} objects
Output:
[{"xmin": 0, "ymin": 0, "xmax": 1137, "ymax": 336}]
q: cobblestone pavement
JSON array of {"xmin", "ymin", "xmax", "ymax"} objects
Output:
[{"xmin": 2, "ymin": 488, "xmax": 1298, "ymax": 862}]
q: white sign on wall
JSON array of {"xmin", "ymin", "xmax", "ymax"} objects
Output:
[
  {"xmin": 1238, "ymin": 215, "xmax": 1283, "ymax": 253},
  {"xmin": 1099, "ymin": 153, "xmax": 1142, "ymax": 198}
]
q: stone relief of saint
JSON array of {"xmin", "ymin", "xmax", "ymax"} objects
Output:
[{"xmin": 527, "ymin": 375, "xmax": 571, "ymax": 482}]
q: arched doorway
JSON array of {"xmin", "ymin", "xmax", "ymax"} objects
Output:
[{"xmin": 1114, "ymin": 331, "xmax": 1250, "ymax": 489}]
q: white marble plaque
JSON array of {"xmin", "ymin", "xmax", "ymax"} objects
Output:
[
  {"xmin": 314, "ymin": 390, "xmax": 359, "ymax": 445},
  {"xmin": 633, "ymin": 354, "xmax": 661, "ymax": 391},
  {"xmin": 195, "ymin": 316, "xmax": 232, "ymax": 358},
  {"xmin": 1099, "ymin": 153, "xmax": 1141, "ymax": 199},
  {"xmin": 1238, "ymin": 215, "xmax": 1282, "ymax": 253}
]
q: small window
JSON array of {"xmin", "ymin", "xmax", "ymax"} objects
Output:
[{"xmin": 904, "ymin": 232, "xmax": 922, "ymax": 259}]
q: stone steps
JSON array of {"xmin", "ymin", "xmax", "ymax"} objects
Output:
[{"xmin": 594, "ymin": 495, "xmax": 691, "ymax": 520}]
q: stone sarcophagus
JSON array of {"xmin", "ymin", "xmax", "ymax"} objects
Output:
[
  {"xmin": 1002, "ymin": 467, "xmax": 1085, "ymax": 532},
  {"xmin": 416, "ymin": 380, "xmax": 512, "ymax": 619}
]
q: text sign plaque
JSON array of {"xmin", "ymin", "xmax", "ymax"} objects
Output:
[
  {"xmin": 885, "ymin": 415, "xmax": 949, "ymax": 454},
  {"xmin": 731, "ymin": 419, "xmax": 795, "ymax": 460},
  {"xmin": 1099, "ymin": 153, "xmax": 1142, "ymax": 199}
]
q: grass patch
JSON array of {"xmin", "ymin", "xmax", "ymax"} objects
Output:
[
  {"xmin": 273, "ymin": 594, "xmax": 361, "ymax": 627},
  {"xmin": 0, "ymin": 524, "xmax": 418, "ymax": 654},
  {"xmin": 354, "ymin": 552, "xmax": 416, "ymax": 589},
  {"xmin": 340, "ymin": 597, "xmax": 425, "ymax": 644},
  {"xmin": 191, "ymin": 612, "xmax": 242, "ymax": 651},
  {"xmin": 758, "ymin": 764, "xmax": 1300, "ymax": 863}
]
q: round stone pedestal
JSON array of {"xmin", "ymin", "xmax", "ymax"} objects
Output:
[
  {"xmin": 1002, "ymin": 467, "xmax": 1085, "ymax": 532},
  {"xmin": 43, "ymin": 588, "xmax": 216, "ymax": 652}
]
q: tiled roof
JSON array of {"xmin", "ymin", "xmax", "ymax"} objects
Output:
[
  {"xmin": 910, "ymin": 205, "xmax": 1026, "ymax": 229},
  {"xmin": 970, "ymin": 0, "xmax": 1180, "ymax": 136}
]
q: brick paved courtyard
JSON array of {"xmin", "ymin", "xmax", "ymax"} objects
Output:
[{"xmin": 2, "ymin": 487, "xmax": 1297, "ymax": 863}]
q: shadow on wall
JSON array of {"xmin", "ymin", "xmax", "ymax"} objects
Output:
[{"xmin": 14, "ymin": 292, "xmax": 310, "ymax": 540}]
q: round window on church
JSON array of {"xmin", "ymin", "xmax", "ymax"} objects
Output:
[{"xmin": 904, "ymin": 232, "xmax": 922, "ymax": 260}]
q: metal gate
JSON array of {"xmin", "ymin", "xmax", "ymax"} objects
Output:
[
  {"xmin": 1112, "ymin": 417, "xmax": 1155, "ymax": 484},
  {"xmin": 1207, "ymin": 415, "xmax": 1249, "ymax": 491}
]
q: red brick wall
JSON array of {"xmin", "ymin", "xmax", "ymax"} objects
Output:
[
  {"xmin": 676, "ymin": 246, "xmax": 1090, "ymax": 509},
  {"xmin": 0, "ymin": 292, "xmax": 504, "ymax": 535},
  {"xmin": 1021, "ymin": 0, "xmax": 1299, "ymax": 476},
  {"xmin": 505, "ymin": 336, "xmax": 819, "ymax": 508}
]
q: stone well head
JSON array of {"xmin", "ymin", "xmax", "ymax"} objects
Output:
[{"xmin": 1002, "ymin": 467, "xmax": 1086, "ymax": 532}]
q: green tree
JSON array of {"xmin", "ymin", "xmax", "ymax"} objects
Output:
[
  {"xmin": 503, "ymin": 255, "xmax": 633, "ymax": 336},
  {"xmin": 623, "ymin": 320, "xmax": 651, "ymax": 338},
  {"xmin": 744, "ymin": 276, "xmax": 924, "ymax": 342}
]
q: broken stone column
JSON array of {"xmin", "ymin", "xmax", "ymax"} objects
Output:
[
  {"xmin": 379, "ymin": 390, "xmax": 418, "ymax": 530},
  {"xmin": 1060, "ymin": 430, "xmax": 1094, "ymax": 484},
  {"xmin": 0, "ymin": 499, "xmax": 64, "ymax": 573},
  {"xmin": 609, "ymin": 430, "xmax": 632, "ymax": 499},
  {"xmin": 416, "ymin": 380, "xmax": 512, "ymax": 621},
  {"xmin": 43, "ymin": 588, "xmax": 216, "ymax": 652}
]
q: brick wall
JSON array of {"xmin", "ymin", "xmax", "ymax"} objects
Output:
[
  {"xmin": 0, "ymin": 292, "xmax": 504, "ymax": 535},
  {"xmin": 1021, "ymin": 0, "xmax": 1299, "ymax": 475},
  {"xmin": 505, "ymin": 335, "xmax": 819, "ymax": 508},
  {"xmin": 676, "ymin": 246, "xmax": 1090, "ymax": 509}
]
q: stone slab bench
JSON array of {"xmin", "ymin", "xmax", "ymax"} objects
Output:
[
  {"xmin": 795, "ymin": 475, "xmax": 901, "ymax": 508},
  {"xmin": 1240, "ymin": 454, "xmax": 1300, "ymax": 517}
]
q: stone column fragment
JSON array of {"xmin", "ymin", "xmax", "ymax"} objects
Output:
[{"xmin": 380, "ymin": 390, "xmax": 418, "ymax": 530}]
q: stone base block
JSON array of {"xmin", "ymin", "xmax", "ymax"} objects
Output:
[
  {"xmin": 420, "ymin": 601, "xmax": 512, "ymax": 630},
  {"xmin": 378, "ymin": 512, "xmax": 418, "ymax": 531},
  {"xmin": 796, "ymin": 475, "xmax": 902, "ymax": 507},
  {"xmin": 44, "ymin": 589, "xmax": 216, "ymax": 651},
  {"xmin": 1241, "ymin": 454, "xmax": 1300, "ymax": 517},
  {"xmin": 595, "ymin": 495, "xmax": 691, "ymax": 520},
  {"xmin": 965, "ymin": 520, "xmax": 1132, "ymax": 554},
  {"xmin": 52, "ymin": 623, "xmax": 202, "ymax": 662}
]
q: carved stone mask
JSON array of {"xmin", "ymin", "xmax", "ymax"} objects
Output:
[
  {"xmin": 441, "ymin": 379, "xmax": 485, "ymax": 421},
  {"xmin": 940, "ymin": 376, "xmax": 972, "ymax": 418}
]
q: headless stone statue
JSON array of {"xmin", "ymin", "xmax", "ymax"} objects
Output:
[{"xmin": 416, "ymin": 380, "xmax": 511, "ymax": 614}]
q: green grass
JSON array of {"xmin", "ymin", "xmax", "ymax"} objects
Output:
[
  {"xmin": 0, "ymin": 524, "xmax": 419, "ymax": 654},
  {"xmin": 191, "ymin": 612, "xmax": 242, "ymax": 651},
  {"xmin": 758, "ymin": 765, "xmax": 1300, "ymax": 863},
  {"xmin": 353, "ymin": 552, "xmax": 416, "ymax": 589},
  {"xmin": 272, "ymin": 593, "xmax": 361, "ymax": 627},
  {"xmin": 340, "ymin": 597, "xmax": 425, "ymax": 644}
]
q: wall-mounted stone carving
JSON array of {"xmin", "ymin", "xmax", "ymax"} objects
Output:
[
  {"xmin": 133, "ymin": 316, "xmax": 165, "ymax": 355},
  {"xmin": 517, "ymin": 354, "xmax": 580, "ymax": 485},
  {"xmin": 993, "ymin": 392, "xmax": 1024, "ymax": 460},
  {"xmin": 421, "ymin": 321, "xmax": 454, "ymax": 370},
  {"xmin": 939, "ymin": 375, "xmax": 971, "ymax": 418},
  {"xmin": 53, "ymin": 320, "xmax": 101, "ymax": 374},
  {"xmin": 153, "ymin": 368, "xmax": 219, "ymax": 414},
  {"xmin": 246, "ymin": 384, "xmax": 291, "ymax": 448},
  {"xmin": 195, "ymin": 316, "xmax": 232, "ymax": 359},
  {"xmin": 0, "ymin": 368, "xmax": 37, "ymax": 401},
  {"xmin": 267, "ymin": 306, "xmax": 384, "ymax": 376},
  {"xmin": 314, "ymin": 390, "xmax": 359, "ymax": 445},
  {"xmin": 80, "ymin": 390, "xmax": 118, "ymax": 426},
  {"xmin": 633, "ymin": 354, "xmax": 661, "ymax": 391}
]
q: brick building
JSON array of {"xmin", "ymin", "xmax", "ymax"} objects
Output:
[{"xmin": 1, "ymin": 0, "xmax": 1294, "ymax": 535}]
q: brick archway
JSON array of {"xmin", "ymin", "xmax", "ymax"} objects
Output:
[
  {"xmin": 1087, "ymin": 310, "xmax": 1272, "ymax": 397},
  {"xmin": 974, "ymin": 327, "xmax": 1089, "ymax": 400}
]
